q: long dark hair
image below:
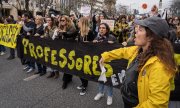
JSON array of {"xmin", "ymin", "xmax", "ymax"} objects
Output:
[
  {"xmin": 138, "ymin": 28, "xmax": 177, "ymax": 76},
  {"xmin": 98, "ymin": 23, "xmax": 110, "ymax": 36}
]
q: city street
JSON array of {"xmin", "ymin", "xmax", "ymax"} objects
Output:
[{"xmin": 0, "ymin": 50, "xmax": 123, "ymax": 108}]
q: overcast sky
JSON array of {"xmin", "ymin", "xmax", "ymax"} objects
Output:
[{"xmin": 116, "ymin": 0, "xmax": 172, "ymax": 13}]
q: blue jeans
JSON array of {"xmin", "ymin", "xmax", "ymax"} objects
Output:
[
  {"xmin": 0, "ymin": 45, "xmax": 6, "ymax": 52},
  {"xmin": 98, "ymin": 83, "xmax": 113, "ymax": 97}
]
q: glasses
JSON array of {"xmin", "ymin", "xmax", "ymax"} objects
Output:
[{"xmin": 60, "ymin": 20, "xmax": 66, "ymax": 22}]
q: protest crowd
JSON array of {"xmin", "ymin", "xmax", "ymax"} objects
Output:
[{"xmin": 0, "ymin": 4, "xmax": 180, "ymax": 108}]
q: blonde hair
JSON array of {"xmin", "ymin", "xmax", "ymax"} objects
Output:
[
  {"xmin": 35, "ymin": 15, "xmax": 43, "ymax": 24},
  {"xmin": 60, "ymin": 15, "xmax": 74, "ymax": 31},
  {"xmin": 79, "ymin": 17, "xmax": 90, "ymax": 37}
]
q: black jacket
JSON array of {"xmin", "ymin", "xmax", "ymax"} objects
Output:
[
  {"xmin": 170, "ymin": 72, "xmax": 180, "ymax": 101},
  {"xmin": 78, "ymin": 30, "xmax": 95, "ymax": 42},
  {"xmin": 33, "ymin": 24, "xmax": 44, "ymax": 36}
]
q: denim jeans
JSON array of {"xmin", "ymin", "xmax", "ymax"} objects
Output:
[
  {"xmin": 98, "ymin": 83, "xmax": 113, "ymax": 97},
  {"xmin": 0, "ymin": 45, "xmax": 6, "ymax": 52}
]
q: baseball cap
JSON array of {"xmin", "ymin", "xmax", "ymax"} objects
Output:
[{"xmin": 134, "ymin": 16, "xmax": 169, "ymax": 38}]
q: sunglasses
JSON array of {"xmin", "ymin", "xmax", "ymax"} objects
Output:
[{"xmin": 60, "ymin": 20, "xmax": 66, "ymax": 22}]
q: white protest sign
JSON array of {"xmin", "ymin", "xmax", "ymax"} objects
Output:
[
  {"xmin": 80, "ymin": 5, "xmax": 91, "ymax": 16},
  {"xmin": 101, "ymin": 19, "xmax": 115, "ymax": 31}
]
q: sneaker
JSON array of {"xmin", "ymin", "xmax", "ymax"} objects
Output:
[
  {"xmin": 80, "ymin": 88, "xmax": 86, "ymax": 96},
  {"xmin": 0, "ymin": 52, "xmax": 5, "ymax": 56},
  {"xmin": 107, "ymin": 96, "xmax": 113, "ymax": 105},
  {"xmin": 77, "ymin": 85, "xmax": 83, "ymax": 90},
  {"xmin": 94, "ymin": 93, "xmax": 104, "ymax": 100},
  {"xmin": 26, "ymin": 68, "xmax": 34, "ymax": 73},
  {"xmin": 23, "ymin": 65, "xmax": 30, "ymax": 71}
]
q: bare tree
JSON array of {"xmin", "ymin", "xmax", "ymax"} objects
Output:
[
  {"xmin": 116, "ymin": 3, "xmax": 129, "ymax": 15},
  {"xmin": 104, "ymin": 0, "xmax": 116, "ymax": 16},
  {"xmin": 35, "ymin": 0, "xmax": 53, "ymax": 16},
  {"xmin": 6, "ymin": 0, "xmax": 22, "ymax": 11}
]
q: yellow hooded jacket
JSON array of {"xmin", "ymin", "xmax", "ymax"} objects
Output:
[{"xmin": 101, "ymin": 46, "xmax": 174, "ymax": 108}]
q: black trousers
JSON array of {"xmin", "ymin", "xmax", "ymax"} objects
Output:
[
  {"xmin": 36, "ymin": 62, "xmax": 46, "ymax": 73},
  {"xmin": 63, "ymin": 73, "xmax": 73, "ymax": 83},
  {"xmin": 10, "ymin": 48, "xmax": 15, "ymax": 57},
  {"xmin": 80, "ymin": 78, "xmax": 88, "ymax": 88}
]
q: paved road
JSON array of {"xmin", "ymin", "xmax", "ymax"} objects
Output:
[{"xmin": 0, "ymin": 50, "xmax": 124, "ymax": 108}]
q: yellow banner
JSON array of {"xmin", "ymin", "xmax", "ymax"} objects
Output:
[{"xmin": 0, "ymin": 24, "xmax": 22, "ymax": 48}]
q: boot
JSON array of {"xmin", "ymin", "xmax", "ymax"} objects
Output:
[
  {"xmin": 62, "ymin": 82, "xmax": 68, "ymax": 89},
  {"xmin": 54, "ymin": 71, "xmax": 59, "ymax": 79},
  {"xmin": 47, "ymin": 72, "xmax": 55, "ymax": 78}
]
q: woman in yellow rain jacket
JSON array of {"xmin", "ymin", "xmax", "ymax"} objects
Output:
[{"xmin": 100, "ymin": 17, "xmax": 177, "ymax": 108}]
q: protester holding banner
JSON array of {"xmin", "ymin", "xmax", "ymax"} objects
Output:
[
  {"xmin": 32, "ymin": 15, "xmax": 47, "ymax": 76},
  {"xmin": 20, "ymin": 13, "xmax": 36, "ymax": 73},
  {"xmin": 99, "ymin": 17, "xmax": 177, "ymax": 108},
  {"xmin": 93, "ymin": 23, "xmax": 116, "ymax": 105},
  {"xmin": 4, "ymin": 16, "xmax": 16, "ymax": 60},
  {"xmin": 51, "ymin": 15, "xmax": 77, "ymax": 88},
  {"xmin": 42, "ymin": 16, "xmax": 59, "ymax": 78},
  {"xmin": 76, "ymin": 17, "xmax": 95, "ymax": 96},
  {"xmin": 58, "ymin": 15, "xmax": 77, "ymax": 89},
  {"xmin": 43, "ymin": 17, "xmax": 56, "ymax": 39},
  {"xmin": 0, "ymin": 17, "xmax": 6, "ymax": 56}
]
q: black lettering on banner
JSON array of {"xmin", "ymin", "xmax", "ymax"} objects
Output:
[{"xmin": 0, "ymin": 24, "xmax": 21, "ymax": 48}]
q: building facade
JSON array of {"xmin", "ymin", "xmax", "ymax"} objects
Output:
[{"xmin": 0, "ymin": 0, "xmax": 106, "ymax": 19}]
